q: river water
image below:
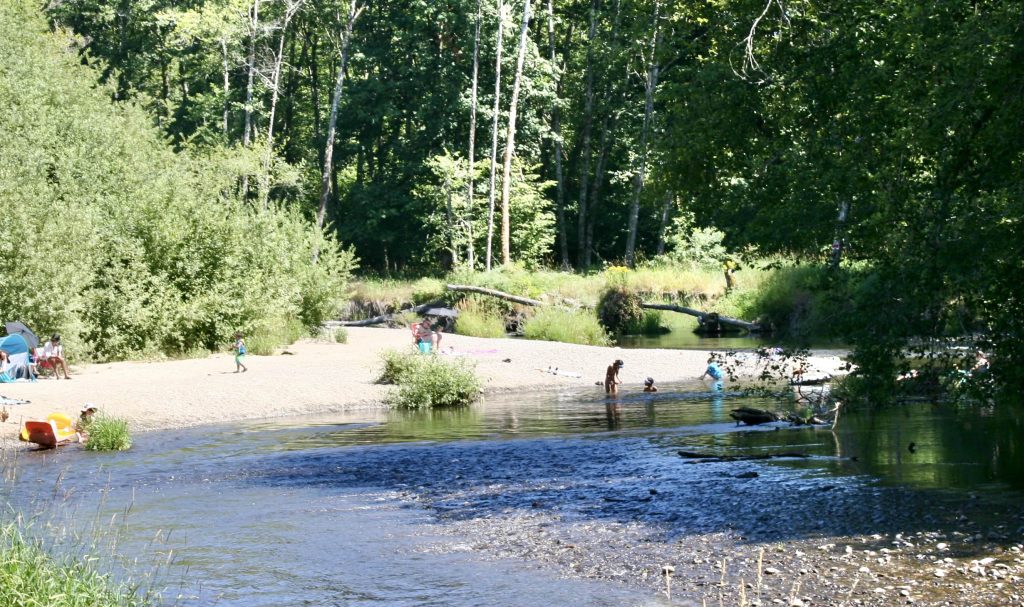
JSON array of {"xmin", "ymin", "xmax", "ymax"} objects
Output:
[{"xmin": 2, "ymin": 383, "xmax": 1022, "ymax": 606}]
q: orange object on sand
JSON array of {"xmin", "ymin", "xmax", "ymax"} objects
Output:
[{"xmin": 19, "ymin": 413, "xmax": 80, "ymax": 448}]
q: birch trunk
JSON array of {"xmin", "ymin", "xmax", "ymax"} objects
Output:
[
  {"xmin": 655, "ymin": 190, "xmax": 674, "ymax": 256},
  {"xmin": 260, "ymin": 1, "xmax": 303, "ymax": 210},
  {"xmin": 221, "ymin": 38, "xmax": 230, "ymax": 134},
  {"xmin": 623, "ymin": 0, "xmax": 661, "ymax": 267},
  {"xmin": 241, "ymin": 0, "xmax": 261, "ymax": 199},
  {"xmin": 465, "ymin": 0, "xmax": 482, "ymax": 269},
  {"xmin": 316, "ymin": 0, "xmax": 362, "ymax": 232},
  {"xmin": 575, "ymin": 0, "xmax": 598, "ymax": 268},
  {"xmin": 548, "ymin": 0, "xmax": 570, "ymax": 270},
  {"xmin": 485, "ymin": 0, "xmax": 506, "ymax": 270},
  {"xmin": 499, "ymin": 0, "xmax": 533, "ymax": 266}
]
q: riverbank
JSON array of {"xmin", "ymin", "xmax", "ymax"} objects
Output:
[{"xmin": 0, "ymin": 327, "xmax": 847, "ymax": 445}]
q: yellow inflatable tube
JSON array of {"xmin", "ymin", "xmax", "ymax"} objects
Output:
[{"xmin": 19, "ymin": 412, "xmax": 80, "ymax": 448}]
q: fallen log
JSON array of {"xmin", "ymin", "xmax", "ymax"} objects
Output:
[
  {"xmin": 677, "ymin": 450, "xmax": 810, "ymax": 462},
  {"xmin": 640, "ymin": 303, "xmax": 765, "ymax": 333},
  {"xmin": 328, "ymin": 300, "xmax": 447, "ymax": 327},
  {"xmin": 445, "ymin": 284, "xmax": 546, "ymax": 307}
]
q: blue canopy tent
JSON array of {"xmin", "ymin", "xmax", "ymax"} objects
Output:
[{"xmin": 0, "ymin": 333, "xmax": 33, "ymax": 381}]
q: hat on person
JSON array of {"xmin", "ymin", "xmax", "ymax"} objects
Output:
[
  {"xmin": 644, "ymin": 377, "xmax": 654, "ymax": 385},
  {"xmin": 614, "ymin": 359, "xmax": 624, "ymax": 367},
  {"xmin": 80, "ymin": 404, "xmax": 98, "ymax": 414},
  {"xmin": 52, "ymin": 334, "xmax": 61, "ymax": 341}
]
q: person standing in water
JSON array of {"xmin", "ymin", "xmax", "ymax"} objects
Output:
[{"xmin": 604, "ymin": 359, "xmax": 624, "ymax": 395}]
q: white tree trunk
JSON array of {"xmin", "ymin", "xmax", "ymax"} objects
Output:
[
  {"xmin": 485, "ymin": 0, "xmax": 507, "ymax": 270},
  {"xmin": 260, "ymin": 0, "xmax": 303, "ymax": 209},
  {"xmin": 316, "ymin": 0, "xmax": 362, "ymax": 232},
  {"xmin": 624, "ymin": 0, "xmax": 661, "ymax": 267},
  {"xmin": 499, "ymin": 0, "xmax": 533, "ymax": 266},
  {"xmin": 465, "ymin": 0, "xmax": 482, "ymax": 269}
]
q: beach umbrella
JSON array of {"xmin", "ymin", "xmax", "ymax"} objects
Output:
[
  {"xmin": 4, "ymin": 320, "xmax": 38, "ymax": 349},
  {"xmin": 422, "ymin": 307, "xmax": 459, "ymax": 318}
]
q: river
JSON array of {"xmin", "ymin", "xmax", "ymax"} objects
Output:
[{"xmin": 2, "ymin": 382, "xmax": 1022, "ymax": 606}]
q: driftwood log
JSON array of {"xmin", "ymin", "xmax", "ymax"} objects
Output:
[
  {"xmin": 445, "ymin": 284, "xmax": 546, "ymax": 307},
  {"xmin": 640, "ymin": 303, "xmax": 765, "ymax": 333},
  {"xmin": 328, "ymin": 300, "xmax": 447, "ymax": 327}
]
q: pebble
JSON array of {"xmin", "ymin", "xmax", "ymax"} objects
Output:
[{"xmin": 934, "ymin": 569, "xmax": 947, "ymax": 578}]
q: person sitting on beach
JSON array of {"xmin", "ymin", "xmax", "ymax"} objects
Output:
[
  {"xmin": 412, "ymin": 319, "xmax": 440, "ymax": 350},
  {"xmin": 698, "ymin": 357, "xmax": 723, "ymax": 382},
  {"xmin": 0, "ymin": 351, "xmax": 12, "ymax": 382},
  {"xmin": 605, "ymin": 359, "xmax": 624, "ymax": 395},
  {"xmin": 42, "ymin": 334, "xmax": 71, "ymax": 379},
  {"xmin": 643, "ymin": 377, "xmax": 658, "ymax": 393}
]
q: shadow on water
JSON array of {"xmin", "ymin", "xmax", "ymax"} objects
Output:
[{"xmin": 3, "ymin": 385, "xmax": 1023, "ymax": 605}]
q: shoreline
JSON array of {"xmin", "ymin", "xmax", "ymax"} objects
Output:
[{"xmin": 0, "ymin": 327, "xmax": 847, "ymax": 446}]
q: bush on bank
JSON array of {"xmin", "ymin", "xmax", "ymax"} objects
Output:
[
  {"xmin": 0, "ymin": 1, "xmax": 354, "ymax": 362},
  {"xmin": 378, "ymin": 350, "xmax": 481, "ymax": 409}
]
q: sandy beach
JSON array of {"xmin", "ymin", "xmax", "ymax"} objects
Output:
[{"xmin": 0, "ymin": 327, "xmax": 847, "ymax": 444}]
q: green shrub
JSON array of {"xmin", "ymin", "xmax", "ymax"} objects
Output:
[
  {"xmin": 84, "ymin": 415, "xmax": 132, "ymax": 451},
  {"xmin": 523, "ymin": 307, "xmax": 610, "ymax": 346},
  {"xmin": 624, "ymin": 310, "xmax": 665, "ymax": 335},
  {"xmin": 245, "ymin": 316, "xmax": 307, "ymax": 356},
  {"xmin": 378, "ymin": 350, "xmax": 481, "ymax": 408},
  {"xmin": 0, "ymin": 524, "xmax": 145, "ymax": 607},
  {"xmin": 378, "ymin": 349, "xmax": 420, "ymax": 384},
  {"xmin": 0, "ymin": 3, "xmax": 354, "ymax": 363},
  {"xmin": 334, "ymin": 327, "xmax": 349, "ymax": 344},
  {"xmin": 597, "ymin": 287, "xmax": 645, "ymax": 334}
]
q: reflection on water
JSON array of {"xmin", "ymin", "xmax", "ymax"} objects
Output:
[{"xmin": 2, "ymin": 385, "xmax": 1023, "ymax": 607}]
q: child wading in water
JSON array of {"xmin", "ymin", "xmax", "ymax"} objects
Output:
[
  {"xmin": 233, "ymin": 332, "xmax": 248, "ymax": 373},
  {"xmin": 604, "ymin": 359, "xmax": 624, "ymax": 395}
]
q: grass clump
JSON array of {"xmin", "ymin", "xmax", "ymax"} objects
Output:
[
  {"xmin": 83, "ymin": 415, "xmax": 132, "ymax": 451},
  {"xmin": 0, "ymin": 524, "xmax": 144, "ymax": 607},
  {"xmin": 523, "ymin": 308, "xmax": 611, "ymax": 346},
  {"xmin": 334, "ymin": 327, "xmax": 349, "ymax": 343},
  {"xmin": 455, "ymin": 300, "xmax": 507, "ymax": 338},
  {"xmin": 378, "ymin": 350, "xmax": 481, "ymax": 409}
]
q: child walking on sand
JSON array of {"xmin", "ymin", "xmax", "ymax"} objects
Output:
[{"xmin": 233, "ymin": 332, "xmax": 248, "ymax": 373}]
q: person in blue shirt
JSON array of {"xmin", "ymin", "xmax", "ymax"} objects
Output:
[
  {"xmin": 233, "ymin": 332, "xmax": 248, "ymax": 373},
  {"xmin": 699, "ymin": 357, "xmax": 723, "ymax": 381}
]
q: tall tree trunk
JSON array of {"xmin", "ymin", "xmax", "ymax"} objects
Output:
[
  {"xmin": 308, "ymin": 30, "xmax": 321, "ymax": 158},
  {"xmin": 547, "ymin": 0, "xmax": 570, "ymax": 270},
  {"xmin": 575, "ymin": 0, "xmax": 598, "ymax": 268},
  {"xmin": 221, "ymin": 37, "xmax": 231, "ymax": 134},
  {"xmin": 623, "ymin": 0, "xmax": 661, "ymax": 267},
  {"xmin": 259, "ymin": 1, "xmax": 303, "ymax": 210},
  {"xmin": 655, "ymin": 190, "xmax": 674, "ymax": 256},
  {"xmin": 499, "ymin": 0, "xmax": 533, "ymax": 266},
  {"xmin": 241, "ymin": 0, "xmax": 261, "ymax": 199},
  {"xmin": 485, "ymin": 0, "xmax": 507, "ymax": 270},
  {"xmin": 585, "ymin": 113, "xmax": 613, "ymax": 266},
  {"xmin": 315, "ymin": 0, "xmax": 362, "ymax": 234},
  {"xmin": 465, "ymin": 0, "xmax": 482, "ymax": 269}
]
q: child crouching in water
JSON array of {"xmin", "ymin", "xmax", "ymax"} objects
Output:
[
  {"xmin": 233, "ymin": 332, "xmax": 248, "ymax": 373},
  {"xmin": 643, "ymin": 377, "xmax": 658, "ymax": 392}
]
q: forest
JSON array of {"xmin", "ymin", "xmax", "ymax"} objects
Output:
[{"xmin": 2, "ymin": 0, "xmax": 1022, "ymax": 396}]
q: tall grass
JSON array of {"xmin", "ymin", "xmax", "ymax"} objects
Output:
[
  {"xmin": 523, "ymin": 308, "xmax": 611, "ymax": 346},
  {"xmin": 0, "ymin": 523, "xmax": 147, "ymax": 607},
  {"xmin": 454, "ymin": 300, "xmax": 507, "ymax": 338}
]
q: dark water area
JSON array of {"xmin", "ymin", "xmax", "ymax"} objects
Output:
[{"xmin": 2, "ymin": 385, "xmax": 1023, "ymax": 606}]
